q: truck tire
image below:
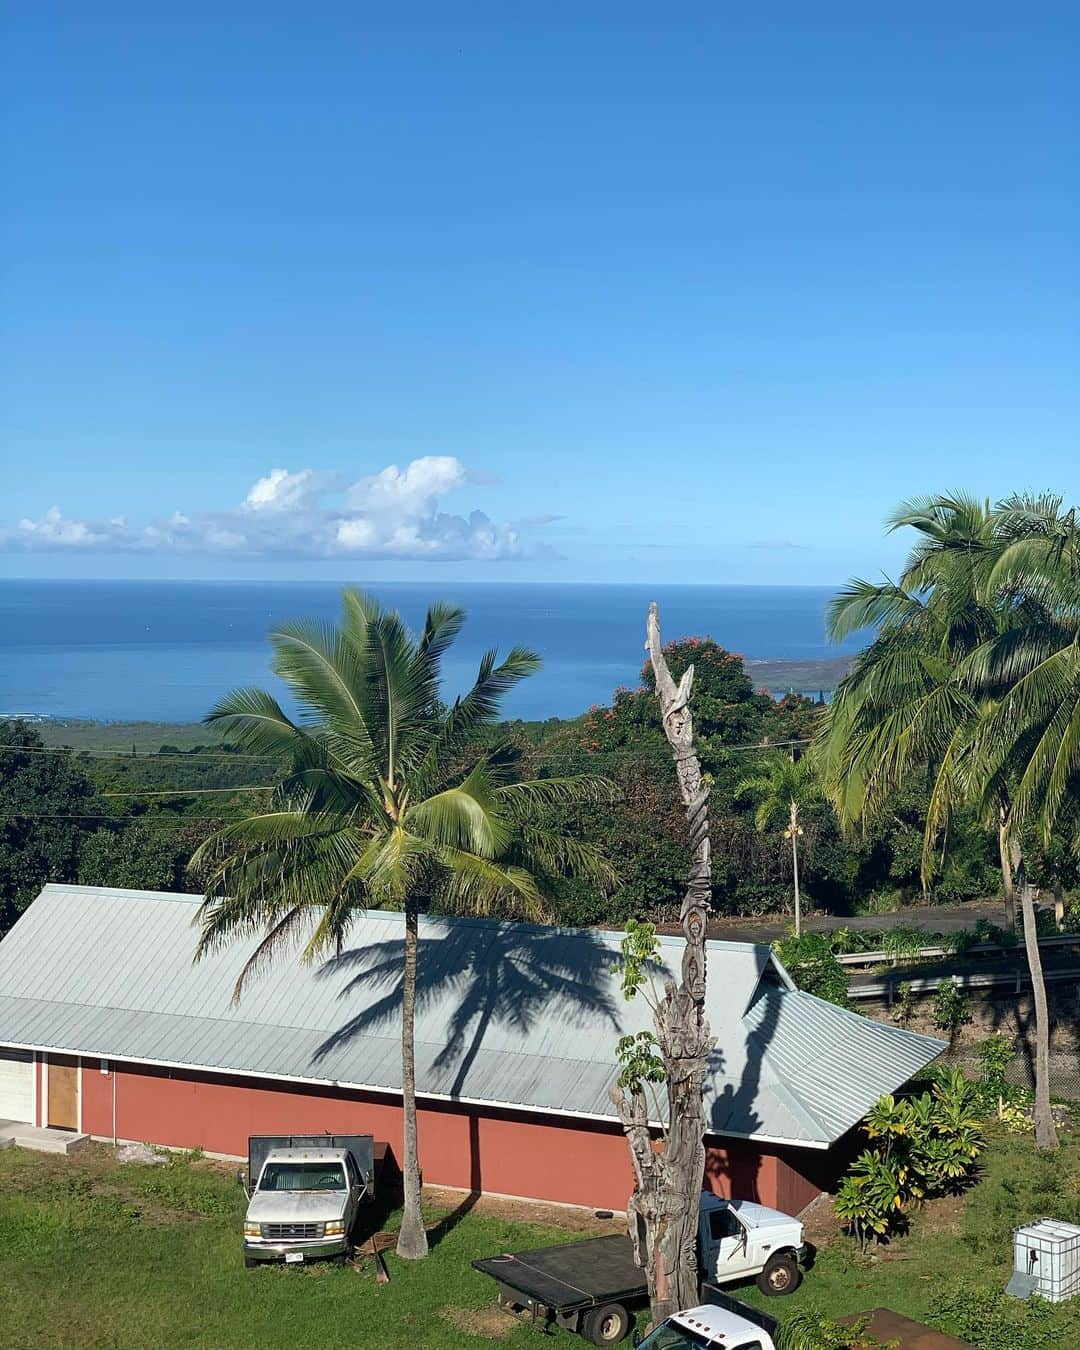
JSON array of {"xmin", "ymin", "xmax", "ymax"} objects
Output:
[
  {"xmin": 243, "ymin": 1255, "xmax": 258, "ymax": 1269},
  {"xmin": 582, "ymin": 1303, "xmax": 631, "ymax": 1344},
  {"xmin": 757, "ymin": 1252, "xmax": 800, "ymax": 1296}
]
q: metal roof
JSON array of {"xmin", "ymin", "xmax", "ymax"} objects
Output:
[{"xmin": 0, "ymin": 884, "xmax": 944, "ymax": 1148}]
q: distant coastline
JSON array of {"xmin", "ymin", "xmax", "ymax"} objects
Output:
[
  {"xmin": 7, "ymin": 654, "xmax": 852, "ymax": 752},
  {"xmin": 1, "ymin": 579, "xmax": 868, "ymax": 723},
  {"xmin": 745, "ymin": 654, "xmax": 853, "ymax": 693}
]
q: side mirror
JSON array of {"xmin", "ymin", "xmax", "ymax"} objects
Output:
[{"xmin": 236, "ymin": 1169, "xmax": 248, "ymax": 1193}]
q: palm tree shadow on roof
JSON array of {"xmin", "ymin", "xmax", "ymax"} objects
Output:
[
  {"xmin": 311, "ymin": 918, "xmax": 622, "ymax": 1244},
  {"xmin": 703, "ymin": 980, "xmax": 772, "ymax": 1204}
]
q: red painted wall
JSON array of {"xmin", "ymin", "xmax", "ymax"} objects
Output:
[{"xmin": 79, "ymin": 1057, "xmax": 830, "ymax": 1213}]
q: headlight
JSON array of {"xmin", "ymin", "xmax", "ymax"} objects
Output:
[
  {"xmin": 243, "ymin": 1222, "xmax": 260, "ymax": 1238},
  {"xmin": 324, "ymin": 1220, "xmax": 344, "ymax": 1236}
]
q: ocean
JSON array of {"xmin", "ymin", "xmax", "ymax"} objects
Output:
[{"xmin": 0, "ymin": 580, "xmax": 867, "ymax": 723}]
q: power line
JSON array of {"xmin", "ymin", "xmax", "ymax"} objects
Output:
[
  {"xmin": 100, "ymin": 786, "xmax": 273, "ymax": 798},
  {"xmin": 3, "ymin": 736, "xmax": 812, "ymax": 758},
  {"xmin": 0, "ymin": 812, "xmax": 243, "ymax": 825},
  {"xmin": 528, "ymin": 739, "xmax": 814, "ymax": 757}
]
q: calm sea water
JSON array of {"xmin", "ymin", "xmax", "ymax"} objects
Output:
[{"xmin": 0, "ymin": 580, "xmax": 866, "ymax": 723}]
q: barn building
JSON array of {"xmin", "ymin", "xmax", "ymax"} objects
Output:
[{"xmin": 0, "ymin": 884, "xmax": 943, "ymax": 1212}]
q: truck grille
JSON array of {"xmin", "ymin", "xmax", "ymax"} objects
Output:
[{"xmin": 261, "ymin": 1222, "xmax": 325, "ymax": 1240}]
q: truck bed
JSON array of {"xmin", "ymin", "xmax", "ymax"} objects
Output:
[{"xmin": 473, "ymin": 1234, "xmax": 645, "ymax": 1312}]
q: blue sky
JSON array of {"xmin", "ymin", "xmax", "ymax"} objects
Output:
[{"xmin": 2, "ymin": 2, "xmax": 1077, "ymax": 585}]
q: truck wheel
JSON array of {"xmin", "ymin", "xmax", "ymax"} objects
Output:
[
  {"xmin": 243, "ymin": 1255, "xmax": 258, "ymax": 1269},
  {"xmin": 757, "ymin": 1253, "xmax": 800, "ymax": 1296},
  {"xmin": 582, "ymin": 1303, "xmax": 631, "ymax": 1344}
]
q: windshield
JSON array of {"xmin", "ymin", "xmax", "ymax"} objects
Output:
[
  {"xmin": 257, "ymin": 1162, "xmax": 347, "ymax": 1192},
  {"xmin": 636, "ymin": 1325, "xmax": 711, "ymax": 1350}
]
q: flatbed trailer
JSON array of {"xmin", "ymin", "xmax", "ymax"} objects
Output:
[
  {"xmin": 473, "ymin": 1233, "xmax": 644, "ymax": 1344},
  {"xmin": 475, "ymin": 1194, "xmax": 806, "ymax": 1344}
]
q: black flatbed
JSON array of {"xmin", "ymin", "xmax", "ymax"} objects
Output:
[{"xmin": 473, "ymin": 1233, "xmax": 645, "ymax": 1312}]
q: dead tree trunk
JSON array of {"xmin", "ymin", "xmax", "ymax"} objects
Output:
[{"xmin": 611, "ymin": 603, "xmax": 714, "ymax": 1326}]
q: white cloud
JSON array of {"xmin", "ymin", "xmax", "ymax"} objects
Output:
[
  {"xmin": 348, "ymin": 456, "xmax": 466, "ymax": 514},
  {"xmin": 16, "ymin": 507, "xmax": 119, "ymax": 548},
  {"xmin": 243, "ymin": 468, "xmax": 319, "ymax": 513},
  {"xmin": 2, "ymin": 457, "xmax": 546, "ymax": 562}
]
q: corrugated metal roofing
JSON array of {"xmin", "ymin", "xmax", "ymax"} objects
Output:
[{"xmin": 0, "ymin": 884, "xmax": 944, "ymax": 1147}]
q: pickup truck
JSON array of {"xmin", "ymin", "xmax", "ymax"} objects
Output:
[
  {"xmin": 240, "ymin": 1133, "xmax": 375, "ymax": 1267},
  {"xmin": 474, "ymin": 1192, "xmax": 806, "ymax": 1343},
  {"xmin": 634, "ymin": 1303, "xmax": 778, "ymax": 1350}
]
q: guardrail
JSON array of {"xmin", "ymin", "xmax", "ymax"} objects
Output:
[
  {"xmin": 848, "ymin": 963, "xmax": 1080, "ymax": 1001},
  {"xmin": 834, "ymin": 932, "xmax": 1080, "ymax": 969}
]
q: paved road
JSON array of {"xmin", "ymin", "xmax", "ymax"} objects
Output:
[{"xmin": 700, "ymin": 898, "xmax": 1013, "ymax": 945}]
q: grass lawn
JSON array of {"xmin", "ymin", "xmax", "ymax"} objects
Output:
[{"xmin": 2, "ymin": 1127, "xmax": 1079, "ymax": 1349}]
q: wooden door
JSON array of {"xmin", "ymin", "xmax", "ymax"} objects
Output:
[{"xmin": 47, "ymin": 1059, "xmax": 79, "ymax": 1131}]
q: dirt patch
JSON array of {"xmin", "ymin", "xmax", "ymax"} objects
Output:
[
  {"xmin": 799, "ymin": 1190, "xmax": 843, "ymax": 1244},
  {"xmin": 422, "ymin": 1186, "xmax": 622, "ymax": 1234},
  {"xmin": 89, "ymin": 1182, "xmax": 208, "ymax": 1227},
  {"xmin": 438, "ymin": 1305, "xmax": 517, "ymax": 1339},
  {"xmin": 909, "ymin": 1189, "xmax": 967, "ymax": 1238},
  {"xmin": 0, "ymin": 1141, "xmax": 115, "ymax": 1191}
]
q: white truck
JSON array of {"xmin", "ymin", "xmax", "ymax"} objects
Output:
[
  {"xmin": 474, "ymin": 1192, "xmax": 806, "ymax": 1343},
  {"xmin": 240, "ymin": 1133, "xmax": 375, "ymax": 1267},
  {"xmin": 634, "ymin": 1303, "xmax": 779, "ymax": 1350}
]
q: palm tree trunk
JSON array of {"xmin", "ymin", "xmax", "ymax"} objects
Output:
[
  {"xmin": 1012, "ymin": 842, "xmax": 1059, "ymax": 1150},
  {"xmin": 999, "ymin": 802, "xmax": 1016, "ymax": 929},
  {"xmin": 790, "ymin": 800, "xmax": 802, "ymax": 938},
  {"xmin": 396, "ymin": 897, "xmax": 429, "ymax": 1258}
]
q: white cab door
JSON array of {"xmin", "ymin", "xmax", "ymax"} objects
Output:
[{"xmin": 701, "ymin": 1204, "xmax": 757, "ymax": 1281}]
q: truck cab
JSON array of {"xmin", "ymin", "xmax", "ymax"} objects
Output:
[
  {"xmin": 635, "ymin": 1304, "xmax": 778, "ymax": 1350},
  {"xmin": 698, "ymin": 1193, "xmax": 805, "ymax": 1295},
  {"xmin": 242, "ymin": 1146, "xmax": 365, "ymax": 1266}
]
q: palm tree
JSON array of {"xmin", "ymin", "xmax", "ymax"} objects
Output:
[
  {"xmin": 737, "ymin": 753, "xmax": 820, "ymax": 936},
  {"xmin": 190, "ymin": 590, "xmax": 617, "ymax": 1258},
  {"xmin": 962, "ymin": 498, "xmax": 1080, "ymax": 1148},
  {"xmin": 817, "ymin": 494, "xmax": 1005, "ymax": 904},
  {"xmin": 818, "ymin": 493, "xmax": 1077, "ymax": 1149}
]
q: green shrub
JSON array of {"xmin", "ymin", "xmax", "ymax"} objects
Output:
[
  {"xmin": 972, "ymin": 1033, "xmax": 1033, "ymax": 1121},
  {"xmin": 880, "ymin": 926, "xmax": 930, "ymax": 965},
  {"xmin": 773, "ymin": 931, "xmax": 851, "ymax": 1007},
  {"xmin": 890, "ymin": 980, "xmax": 915, "ymax": 1026},
  {"xmin": 932, "ymin": 980, "xmax": 972, "ymax": 1038},
  {"xmin": 928, "ymin": 1281, "xmax": 1058, "ymax": 1350},
  {"xmin": 834, "ymin": 1070, "xmax": 983, "ymax": 1249},
  {"xmin": 777, "ymin": 1308, "xmax": 887, "ymax": 1350}
]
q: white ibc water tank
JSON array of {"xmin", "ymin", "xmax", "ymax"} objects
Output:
[{"xmin": 1010, "ymin": 1218, "xmax": 1080, "ymax": 1303}]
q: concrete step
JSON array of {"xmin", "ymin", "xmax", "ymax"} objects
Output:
[{"xmin": 0, "ymin": 1122, "xmax": 89, "ymax": 1155}]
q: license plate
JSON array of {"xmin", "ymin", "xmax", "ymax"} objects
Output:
[{"xmin": 285, "ymin": 1252, "xmax": 304, "ymax": 1264}]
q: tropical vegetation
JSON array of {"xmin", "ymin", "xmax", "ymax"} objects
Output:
[
  {"xmin": 817, "ymin": 492, "xmax": 1080, "ymax": 1147},
  {"xmin": 187, "ymin": 590, "xmax": 616, "ymax": 1258},
  {"xmin": 833, "ymin": 1068, "xmax": 984, "ymax": 1250},
  {"xmin": 1, "ymin": 640, "xmax": 1013, "ymax": 939},
  {"xmin": 737, "ymin": 752, "xmax": 821, "ymax": 935}
]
